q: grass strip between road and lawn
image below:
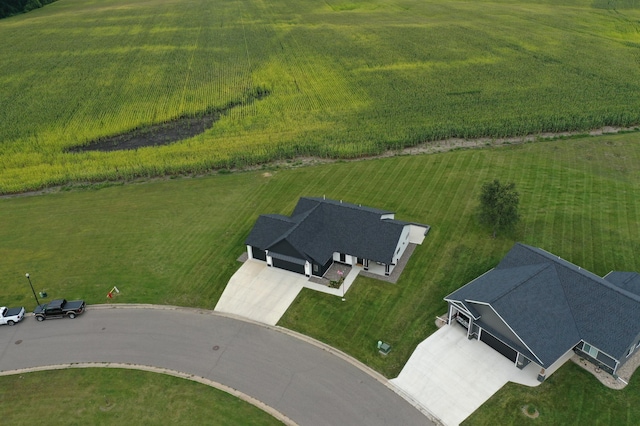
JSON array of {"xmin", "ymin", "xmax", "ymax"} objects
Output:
[
  {"xmin": 0, "ymin": 368, "xmax": 283, "ymax": 425},
  {"xmin": 463, "ymin": 361, "xmax": 640, "ymax": 425}
]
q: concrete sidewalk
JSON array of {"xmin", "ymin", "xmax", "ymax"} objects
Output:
[{"xmin": 391, "ymin": 325, "xmax": 544, "ymax": 425}]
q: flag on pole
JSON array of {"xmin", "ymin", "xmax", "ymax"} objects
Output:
[{"xmin": 107, "ymin": 291, "xmax": 113, "ymax": 299}]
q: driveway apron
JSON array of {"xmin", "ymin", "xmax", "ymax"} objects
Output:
[
  {"xmin": 215, "ymin": 260, "xmax": 306, "ymax": 325},
  {"xmin": 392, "ymin": 324, "xmax": 541, "ymax": 425}
]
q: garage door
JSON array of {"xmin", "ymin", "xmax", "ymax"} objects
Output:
[
  {"xmin": 480, "ymin": 330, "xmax": 517, "ymax": 363},
  {"xmin": 273, "ymin": 258, "xmax": 305, "ymax": 274},
  {"xmin": 252, "ymin": 247, "xmax": 267, "ymax": 261}
]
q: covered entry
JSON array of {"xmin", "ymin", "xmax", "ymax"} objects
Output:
[{"xmin": 480, "ymin": 330, "xmax": 518, "ymax": 363}]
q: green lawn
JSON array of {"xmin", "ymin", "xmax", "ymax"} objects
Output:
[
  {"xmin": 1, "ymin": 134, "xmax": 640, "ymax": 422},
  {"xmin": 2, "ymin": 0, "xmax": 640, "ymax": 192},
  {"xmin": 280, "ymin": 133, "xmax": 640, "ymax": 377},
  {"xmin": 0, "ymin": 368, "xmax": 282, "ymax": 425},
  {"xmin": 464, "ymin": 361, "xmax": 640, "ymax": 425}
]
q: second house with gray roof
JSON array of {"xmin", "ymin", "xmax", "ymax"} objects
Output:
[{"xmin": 445, "ymin": 243, "xmax": 640, "ymax": 381}]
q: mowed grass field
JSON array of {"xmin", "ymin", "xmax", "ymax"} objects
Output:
[
  {"xmin": 2, "ymin": 133, "xmax": 639, "ymax": 366},
  {"xmin": 0, "ymin": 368, "xmax": 283, "ymax": 425},
  {"xmin": 464, "ymin": 361, "xmax": 640, "ymax": 425},
  {"xmin": 2, "ymin": 0, "xmax": 640, "ymax": 193},
  {"xmin": 1, "ymin": 135, "xmax": 639, "ymax": 422}
]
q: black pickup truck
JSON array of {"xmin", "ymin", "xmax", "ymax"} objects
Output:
[{"xmin": 34, "ymin": 298, "xmax": 86, "ymax": 322}]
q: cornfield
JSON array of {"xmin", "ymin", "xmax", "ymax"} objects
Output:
[{"xmin": 1, "ymin": 0, "xmax": 640, "ymax": 193}]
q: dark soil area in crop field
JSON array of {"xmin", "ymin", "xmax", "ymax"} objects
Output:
[
  {"xmin": 67, "ymin": 114, "xmax": 219, "ymax": 153},
  {"xmin": 68, "ymin": 90, "xmax": 268, "ymax": 153}
]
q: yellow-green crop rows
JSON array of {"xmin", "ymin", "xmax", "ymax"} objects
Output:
[{"xmin": 1, "ymin": 0, "xmax": 640, "ymax": 193}]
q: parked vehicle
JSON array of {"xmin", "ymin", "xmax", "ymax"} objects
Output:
[
  {"xmin": 34, "ymin": 299, "xmax": 85, "ymax": 321},
  {"xmin": 0, "ymin": 306, "xmax": 25, "ymax": 326}
]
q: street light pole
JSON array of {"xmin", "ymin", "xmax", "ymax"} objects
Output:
[{"xmin": 25, "ymin": 273, "xmax": 41, "ymax": 306}]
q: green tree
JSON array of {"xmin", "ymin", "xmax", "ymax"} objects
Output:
[{"xmin": 478, "ymin": 179, "xmax": 520, "ymax": 238}]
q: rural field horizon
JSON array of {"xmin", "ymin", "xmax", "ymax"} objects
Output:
[
  {"xmin": 3, "ymin": 0, "xmax": 640, "ymax": 423},
  {"xmin": 2, "ymin": 0, "xmax": 640, "ymax": 193}
]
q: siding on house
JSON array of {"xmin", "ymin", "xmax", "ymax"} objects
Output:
[{"xmin": 446, "ymin": 243, "xmax": 640, "ymax": 374}]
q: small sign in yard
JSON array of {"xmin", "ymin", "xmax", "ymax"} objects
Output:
[{"xmin": 107, "ymin": 286, "xmax": 120, "ymax": 299}]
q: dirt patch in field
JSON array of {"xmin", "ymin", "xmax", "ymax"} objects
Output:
[
  {"xmin": 67, "ymin": 90, "xmax": 268, "ymax": 153},
  {"xmin": 3, "ymin": 125, "xmax": 638, "ymax": 198},
  {"xmin": 521, "ymin": 405, "xmax": 540, "ymax": 419},
  {"xmin": 67, "ymin": 114, "xmax": 221, "ymax": 153}
]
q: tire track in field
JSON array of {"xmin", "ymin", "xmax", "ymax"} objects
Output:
[
  {"xmin": 170, "ymin": 191, "xmax": 259, "ymax": 303},
  {"xmin": 179, "ymin": 24, "xmax": 203, "ymax": 113}
]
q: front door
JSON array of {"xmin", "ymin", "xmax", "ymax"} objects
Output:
[{"xmin": 339, "ymin": 253, "xmax": 346, "ymax": 263}]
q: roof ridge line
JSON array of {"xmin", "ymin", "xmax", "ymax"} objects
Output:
[
  {"xmin": 266, "ymin": 204, "xmax": 319, "ymax": 248},
  {"xmin": 491, "ymin": 263, "xmax": 549, "ymax": 303},
  {"xmin": 491, "ymin": 306, "xmax": 545, "ymax": 366},
  {"xmin": 305, "ymin": 196, "xmax": 394, "ymax": 215},
  {"xmin": 519, "ymin": 245, "xmax": 582, "ymax": 331},
  {"xmin": 551, "ymin": 261, "xmax": 582, "ymax": 338},
  {"xmin": 530, "ymin": 244, "xmax": 640, "ymax": 303}
]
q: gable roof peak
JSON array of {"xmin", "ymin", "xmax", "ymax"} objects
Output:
[{"xmin": 300, "ymin": 196, "xmax": 395, "ymax": 216}]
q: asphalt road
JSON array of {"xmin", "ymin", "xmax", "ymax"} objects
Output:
[{"xmin": 0, "ymin": 306, "xmax": 431, "ymax": 426}]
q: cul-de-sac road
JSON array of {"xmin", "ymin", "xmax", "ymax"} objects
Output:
[{"xmin": 0, "ymin": 305, "xmax": 431, "ymax": 426}]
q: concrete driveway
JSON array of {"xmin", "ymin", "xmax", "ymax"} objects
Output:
[
  {"xmin": 215, "ymin": 260, "xmax": 307, "ymax": 325},
  {"xmin": 391, "ymin": 324, "xmax": 544, "ymax": 425}
]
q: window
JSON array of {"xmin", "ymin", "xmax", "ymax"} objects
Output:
[
  {"xmin": 583, "ymin": 343, "xmax": 599, "ymax": 358},
  {"xmin": 313, "ymin": 264, "xmax": 319, "ymax": 272}
]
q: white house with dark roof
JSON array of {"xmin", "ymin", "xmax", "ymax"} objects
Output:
[
  {"xmin": 245, "ymin": 197, "xmax": 429, "ymax": 278},
  {"xmin": 445, "ymin": 243, "xmax": 640, "ymax": 381}
]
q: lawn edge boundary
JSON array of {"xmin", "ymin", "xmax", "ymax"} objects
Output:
[
  {"xmin": 0, "ymin": 361, "xmax": 298, "ymax": 426},
  {"xmin": 2, "ymin": 125, "xmax": 638, "ymax": 198},
  {"xmin": 88, "ymin": 303, "xmax": 443, "ymax": 425}
]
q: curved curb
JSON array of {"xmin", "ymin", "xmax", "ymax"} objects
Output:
[
  {"xmin": 0, "ymin": 362, "xmax": 297, "ymax": 426},
  {"xmin": 89, "ymin": 304, "xmax": 442, "ymax": 424}
]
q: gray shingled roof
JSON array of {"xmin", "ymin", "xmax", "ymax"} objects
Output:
[
  {"xmin": 245, "ymin": 215, "xmax": 297, "ymax": 249},
  {"xmin": 446, "ymin": 243, "xmax": 640, "ymax": 367},
  {"xmin": 604, "ymin": 272, "xmax": 640, "ymax": 297},
  {"xmin": 245, "ymin": 197, "xmax": 407, "ymax": 265}
]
